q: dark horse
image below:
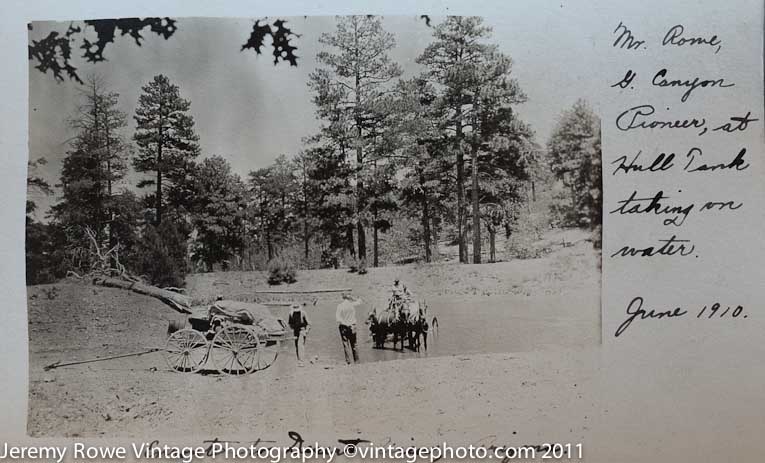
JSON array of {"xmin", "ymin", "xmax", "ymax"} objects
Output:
[
  {"xmin": 367, "ymin": 305, "xmax": 406, "ymax": 350},
  {"xmin": 368, "ymin": 300, "xmax": 431, "ymax": 352}
]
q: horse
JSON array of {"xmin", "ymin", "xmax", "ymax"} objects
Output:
[
  {"xmin": 411, "ymin": 301, "xmax": 430, "ymax": 352},
  {"xmin": 367, "ymin": 302, "xmax": 409, "ymax": 351},
  {"xmin": 401, "ymin": 300, "xmax": 430, "ymax": 352}
]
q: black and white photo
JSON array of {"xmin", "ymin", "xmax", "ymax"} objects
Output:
[{"xmin": 26, "ymin": 15, "xmax": 602, "ymax": 438}]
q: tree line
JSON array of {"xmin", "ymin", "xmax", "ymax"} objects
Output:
[{"xmin": 26, "ymin": 16, "xmax": 602, "ymax": 287}]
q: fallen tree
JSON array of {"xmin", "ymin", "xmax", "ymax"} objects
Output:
[
  {"xmin": 67, "ymin": 227, "xmax": 193, "ymax": 313},
  {"xmin": 93, "ymin": 277, "xmax": 192, "ymax": 313}
]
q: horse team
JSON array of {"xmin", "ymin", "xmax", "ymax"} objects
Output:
[{"xmin": 367, "ymin": 298, "xmax": 432, "ymax": 352}]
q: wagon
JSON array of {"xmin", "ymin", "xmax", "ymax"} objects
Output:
[
  {"xmin": 368, "ymin": 297, "xmax": 438, "ymax": 352},
  {"xmin": 163, "ymin": 300, "xmax": 290, "ymax": 375}
]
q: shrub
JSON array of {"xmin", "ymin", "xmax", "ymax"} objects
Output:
[
  {"xmin": 25, "ymin": 221, "xmax": 68, "ymax": 285},
  {"xmin": 505, "ymin": 233, "xmax": 543, "ymax": 259},
  {"xmin": 320, "ymin": 248, "xmax": 341, "ymax": 269},
  {"xmin": 134, "ymin": 221, "xmax": 188, "ymax": 288},
  {"xmin": 267, "ymin": 256, "xmax": 297, "ymax": 285},
  {"xmin": 504, "ymin": 206, "xmax": 545, "ymax": 260}
]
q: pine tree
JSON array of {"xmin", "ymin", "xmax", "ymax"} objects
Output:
[
  {"xmin": 547, "ymin": 99, "xmax": 602, "ymax": 234},
  {"xmin": 417, "ymin": 17, "xmax": 491, "ymax": 263},
  {"xmin": 248, "ymin": 155, "xmax": 298, "ymax": 262},
  {"xmin": 301, "ymin": 144, "xmax": 356, "ymax": 266},
  {"xmin": 293, "ymin": 151, "xmax": 320, "ymax": 262},
  {"xmin": 465, "ymin": 50, "xmax": 527, "ymax": 263},
  {"xmin": 25, "ymin": 158, "xmax": 60, "ymax": 284},
  {"xmin": 309, "ymin": 16, "xmax": 403, "ymax": 268},
  {"xmin": 418, "ymin": 17, "xmax": 528, "ymax": 263},
  {"xmin": 395, "ymin": 77, "xmax": 449, "ymax": 263},
  {"xmin": 26, "ymin": 157, "xmax": 52, "ymax": 221},
  {"xmin": 133, "ymin": 74, "xmax": 200, "ymax": 225},
  {"xmin": 189, "ymin": 156, "xmax": 248, "ymax": 271},
  {"xmin": 52, "ymin": 75, "xmax": 130, "ymax": 271}
]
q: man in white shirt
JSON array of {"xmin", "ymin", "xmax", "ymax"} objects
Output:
[{"xmin": 336, "ymin": 293, "xmax": 363, "ymax": 364}]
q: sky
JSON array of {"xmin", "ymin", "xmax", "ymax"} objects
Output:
[{"xmin": 27, "ymin": 13, "xmax": 603, "ymax": 220}]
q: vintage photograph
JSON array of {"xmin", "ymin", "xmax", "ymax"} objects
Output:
[{"xmin": 26, "ymin": 15, "xmax": 602, "ymax": 438}]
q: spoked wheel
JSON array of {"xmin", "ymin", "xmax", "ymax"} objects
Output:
[
  {"xmin": 210, "ymin": 326, "xmax": 260, "ymax": 375},
  {"xmin": 255, "ymin": 338, "xmax": 281, "ymax": 371},
  {"xmin": 164, "ymin": 329, "xmax": 209, "ymax": 373}
]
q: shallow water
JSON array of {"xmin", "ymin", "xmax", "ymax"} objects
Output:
[{"xmin": 269, "ymin": 292, "xmax": 600, "ymax": 370}]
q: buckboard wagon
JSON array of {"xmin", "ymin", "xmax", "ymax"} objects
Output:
[{"xmin": 164, "ymin": 299, "xmax": 290, "ymax": 375}]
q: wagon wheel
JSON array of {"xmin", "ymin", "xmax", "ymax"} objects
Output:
[
  {"xmin": 255, "ymin": 338, "xmax": 281, "ymax": 371},
  {"xmin": 210, "ymin": 326, "xmax": 260, "ymax": 375},
  {"xmin": 164, "ymin": 329, "xmax": 209, "ymax": 373}
]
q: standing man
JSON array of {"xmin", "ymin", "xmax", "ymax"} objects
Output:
[
  {"xmin": 288, "ymin": 303, "xmax": 310, "ymax": 367},
  {"xmin": 336, "ymin": 293, "xmax": 363, "ymax": 364}
]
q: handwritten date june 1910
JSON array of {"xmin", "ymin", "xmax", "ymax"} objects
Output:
[{"xmin": 615, "ymin": 297, "xmax": 746, "ymax": 337}]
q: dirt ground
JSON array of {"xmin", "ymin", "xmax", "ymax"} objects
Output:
[{"xmin": 28, "ymin": 230, "xmax": 601, "ymax": 442}]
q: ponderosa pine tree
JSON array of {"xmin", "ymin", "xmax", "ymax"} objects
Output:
[
  {"xmin": 309, "ymin": 16, "xmax": 402, "ymax": 268},
  {"xmin": 133, "ymin": 74, "xmax": 200, "ymax": 225},
  {"xmin": 395, "ymin": 77, "xmax": 449, "ymax": 263},
  {"xmin": 417, "ymin": 17, "xmax": 491, "ymax": 263},
  {"xmin": 418, "ymin": 17, "xmax": 529, "ymax": 263}
]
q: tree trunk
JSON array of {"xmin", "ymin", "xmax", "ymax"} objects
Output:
[
  {"xmin": 488, "ymin": 226, "xmax": 496, "ymax": 263},
  {"xmin": 345, "ymin": 224, "xmax": 355, "ymax": 257},
  {"xmin": 156, "ymin": 105, "xmax": 163, "ymax": 225},
  {"xmin": 471, "ymin": 142, "xmax": 481, "ymax": 264},
  {"xmin": 303, "ymin": 223, "xmax": 310, "ymax": 261},
  {"xmin": 460, "ymin": 194, "xmax": 469, "ymax": 262},
  {"xmin": 432, "ymin": 216, "xmax": 439, "ymax": 258},
  {"xmin": 373, "ymin": 207, "xmax": 379, "ymax": 267},
  {"xmin": 353, "ymin": 33, "xmax": 366, "ymax": 269},
  {"xmin": 422, "ymin": 197, "xmax": 432, "ymax": 263},
  {"xmin": 266, "ymin": 229, "xmax": 273, "ymax": 261},
  {"xmin": 90, "ymin": 80, "xmax": 104, "ymax": 247},
  {"xmin": 357, "ymin": 220, "xmax": 366, "ymax": 266},
  {"xmin": 103, "ymin": 92, "xmax": 116, "ymax": 265},
  {"xmin": 94, "ymin": 277, "xmax": 192, "ymax": 313},
  {"xmin": 455, "ymin": 115, "xmax": 467, "ymax": 264},
  {"xmin": 419, "ymin": 168, "xmax": 432, "ymax": 263},
  {"xmin": 303, "ymin": 167, "xmax": 310, "ymax": 261}
]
